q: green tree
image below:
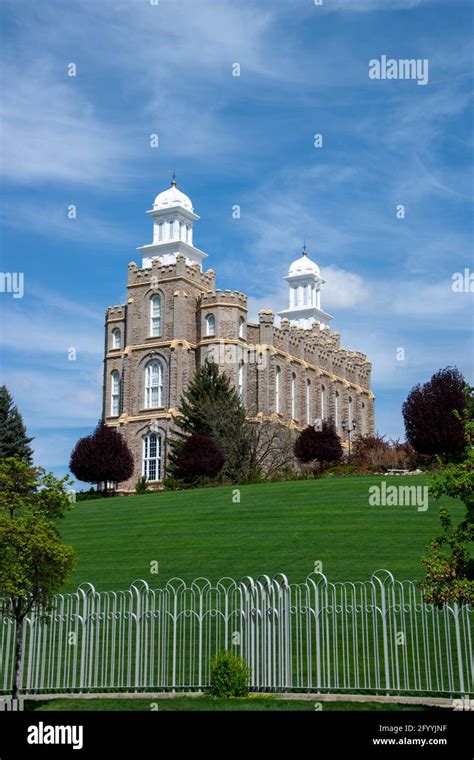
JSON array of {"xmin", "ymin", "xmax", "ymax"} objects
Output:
[
  {"xmin": 0, "ymin": 458, "xmax": 74, "ymax": 520},
  {"xmin": 169, "ymin": 360, "xmax": 246, "ymax": 478},
  {"xmin": 0, "ymin": 386, "xmax": 33, "ymax": 464},
  {"xmin": 0, "ymin": 513, "xmax": 75, "ymax": 699},
  {"xmin": 420, "ymin": 414, "xmax": 474, "ymax": 605},
  {"xmin": 0, "ymin": 457, "xmax": 75, "ymax": 699}
]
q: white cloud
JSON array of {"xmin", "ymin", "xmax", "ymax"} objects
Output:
[
  {"xmin": 0, "ymin": 59, "xmax": 137, "ymax": 186},
  {"xmin": 322, "ymin": 266, "xmax": 372, "ymax": 309}
]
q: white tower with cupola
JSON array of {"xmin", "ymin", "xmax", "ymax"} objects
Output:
[
  {"xmin": 278, "ymin": 245, "xmax": 332, "ymax": 329},
  {"xmin": 137, "ymin": 176, "xmax": 208, "ymax": 269}
]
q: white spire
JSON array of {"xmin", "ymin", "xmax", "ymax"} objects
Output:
[
  {"xmin": 278, "ymin": 245, "xmax": 332, "ymax": 329},
  {"xmin": 137, "ymin": 176, "xmax": 208, "ymax": 269}
]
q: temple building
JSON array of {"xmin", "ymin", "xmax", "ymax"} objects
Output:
[{"xmin": 103, "ymin": 179, "xmax": 375, "ymax": 490}]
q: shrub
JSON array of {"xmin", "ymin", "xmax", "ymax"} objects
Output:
[
  {"xmin": 209, "ymin": 651, "xmax": 250, "ymax": 698},
  {"xmin": 176, "ymin": 435, "xmax": 225, "ymax": 479},
  {"xmin": 351, "ymin": 434, "xmax": 417, "ymax": 471},
  {"xmin": 76, "ymin": 488, "xmax": 106, "ymax": 502},
  {"xmin": 163, "ymin": 478, "xmax": 186, "ymax": 491},
  {"xmin": 294, "ymin": 421, "xmax": 343, "ymax": 472},
  {"xmin": 135, "ymin": 475, "xmax": 149, "ymax": 494}
]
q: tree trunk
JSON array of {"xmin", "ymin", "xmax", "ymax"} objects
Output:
[{"xmin": 12, "ymin": 616, "xmax": 23, "ymax": 701}]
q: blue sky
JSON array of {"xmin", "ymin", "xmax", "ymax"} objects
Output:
[{"xmin": 0, "ymin": 0, "xmax": 473, "ymax": 481}]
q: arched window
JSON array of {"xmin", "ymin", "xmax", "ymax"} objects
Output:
[
  {"xmin": 275, "ymin": 366, "xmax": 281, "ymax": 413},
  {"xmin": 157, "ymin": 223, "xmax": 163, "ymax": 242},
  {"xmin": 142, "ymin": 432, "xmax": 162, "ymax": 481},
  {"xmin": 206, "ymin": 314, "xmax": 216, "ymax": 336},
  {"xmin": 150, "ymin": 295, "xmax": 161, "ymax": 337},
  {"xmin": 238, "ymin": 316, "xmax": 245, "ymax": 339},
  {"xmin": 110, "ymin": 371, "xmax": 120, "ymax": 416},
  {"xmin": 186, "ymin": 225, "xmax": 191, "ymax": 243},
  {"xmin": 361, "ymin": 401, "xmax": 366, "ymax": 436},
  {"xmin": 145, "ymin": 360, "xmax": 163, "ymax": 409},
  {"xmin": 238, "ymin": 361, "xmax": 244, "ymax": 397},
  {"xmin": 111, "ymin": 328, "xmax": 121, "ymax": 350},
  {"xmin": 291, "ymin": 372, "xmax": 297, "ymax": 419},
  {"xmin": 306, "ymin": 379, "xmax": 311, "ymax": 424},
  {"xmin": 168, "ymin": 220, "xmax": 175, "ymax": 239},
  {"xmin": 321, "ymin": 384, "xmax": 326, "ymax": 420},
  {"xmin": 348, "ymin": 396, "xmax": 353, "ymax": 424},
  {"xmin": 334, "ymin": 390, "xmax": 340, "ymax": 430}
]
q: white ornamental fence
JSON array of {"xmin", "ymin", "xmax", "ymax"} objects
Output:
[{"xmin": 0, "ymin": 571, "xmax": 472, "ymax": 696}]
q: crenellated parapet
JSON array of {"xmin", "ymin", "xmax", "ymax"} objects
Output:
[
  {"xmin": 201, "ymin": 289, "xmax": 248, "ymax": 308},
  {"xmin": 106, "ymin": 305, "xmax": 126, "ymax": 322},
  {"xmin": 127, "ymin": 257, "xmax": 215, "ymax": 290}
]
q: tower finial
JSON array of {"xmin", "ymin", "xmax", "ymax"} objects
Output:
[
  {"xmin": 171, "ymin": 167, "xmax": 177, "ymax": 187},
  {"xmin": 303, "ymin": 239, "xmax": 308, "ymax": 256}
]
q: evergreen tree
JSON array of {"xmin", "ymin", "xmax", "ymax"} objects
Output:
[
  {"xmin": 0, "ymin": 386, "xmax": 34, "ymax": 464},
  {"xmin": 168, "ymin": 360, "xmax": 246, "ymax": 477}
]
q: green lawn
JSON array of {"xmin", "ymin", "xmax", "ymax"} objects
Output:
[
  {"xmin": 59, "ymin": 475, "xmax": 463, "ymax": 592},
  {"xmin": 24, "ymin": 696, "xmax": 449, "ymax": 712}
]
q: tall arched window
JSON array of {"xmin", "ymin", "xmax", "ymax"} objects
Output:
[
  {"xmin": 150, "ymin": 295, "xmax": 161, "ymax": 337},
  {"xmin": 291, "ymin": 372, "xmax": 297, "ymax": 419},
  {"xmin": 361, "ymin": 401, "xmax": 366, "ymax": 436},
  {"xmin": 143, "ymin": 432, "xmax": 162, "ymax": 481},
  {"xmin": 275, "ymin": 366, "xmax": 281, "ymax": 413},
  {"xmin": 157, "ymin": 223, "xmax": 163, "ymax": 242},
  {"xmin": 238, "ymin": 361, "xmax": 244, "ymax": 397},
  {"xmin": 334, "ymin": 390, "xmax": 340, "ymax": 430},
  {"xmin": 168, "ymin": 220, "xmax": 175, "ymax": 239},
  {"xmin": 348, "ymin": 396, "xmax": 353, "ymax": 424},
  {"xmin": 145, "ymin": 360, "xmax": 163, "ymax": 408},
  {"xmin": 238, "ymin": 316, "xmax": 245, "ymax": 339},
  {"xmin": 306, "ymin": 379, "xmax": 311, "ymax": 424},
  {"xmin": 111, "ymin": 328, "xmax": 121, "ymax": 350},
  {"xmin": 110, "ymin": 371, "xmax": 120, "ymax": 416},
  {"xmin": 321, "ymin": 384, "xmax": 326, "ymax": 420},
  {"xmin": 206, "ymin": 314, "xmax": 216, "ymax": 336}
]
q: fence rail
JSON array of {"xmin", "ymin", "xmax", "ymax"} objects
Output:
[{"xmin": 0, "ymin": 571, "xmax": 472, "ymax": 696}]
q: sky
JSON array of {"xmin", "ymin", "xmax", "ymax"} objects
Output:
[{"xmin": 0, "ymin": 0, "xmax": 473, "ymax": 482}]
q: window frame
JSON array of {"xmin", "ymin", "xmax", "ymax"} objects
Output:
[
  {"xmin": 145, "ymin": 360, "xmax": 163, "ymax": 409},
  {"xmin": 150, "ymin": 294, "xmax": 161, "ymax": 338}
]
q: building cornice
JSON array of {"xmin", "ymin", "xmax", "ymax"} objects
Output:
[
  {"xmin": 105, "ymin": 337, "xmax": 374, "ymax": 397},
  {"xmin": 126, "ymin": 275, "xmax": 211, "ymax": 293}
]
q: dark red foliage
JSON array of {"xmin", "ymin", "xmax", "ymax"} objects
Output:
[
  {"xmin": 294, "ymin": 421, "xmax": 343, "ymax": 467},
  {"xmin": 69, "ymin": 420, "xmax": 134, "ymax": 487},
  {"xmin": 402, "ymin": 367, "xmax": 467, "ymax": 458},
  {"xmin": 176, "ymin": 435, "xmax": 225, "ymax": 479}
]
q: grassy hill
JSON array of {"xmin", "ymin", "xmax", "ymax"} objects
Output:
[{"xmin": 58, "ymin": 474, "xmax": 463, "ymax": 593}]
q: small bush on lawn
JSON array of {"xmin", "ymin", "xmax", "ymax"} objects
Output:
[
  {"xmin": 210, "ymin": 651, "xmax": 250, "ymax": 698},
  {"xmin": 135, "ymin": 476, "xmax": 149, "ymax": 494},
  {"xmin": 76, "ymin": 488, "xmax": 109, "ymax": 501}
]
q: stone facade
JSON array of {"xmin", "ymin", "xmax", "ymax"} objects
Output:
[{"xmin": 102, "ymin": 180, "xmax": 374, "ymax": 491}]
